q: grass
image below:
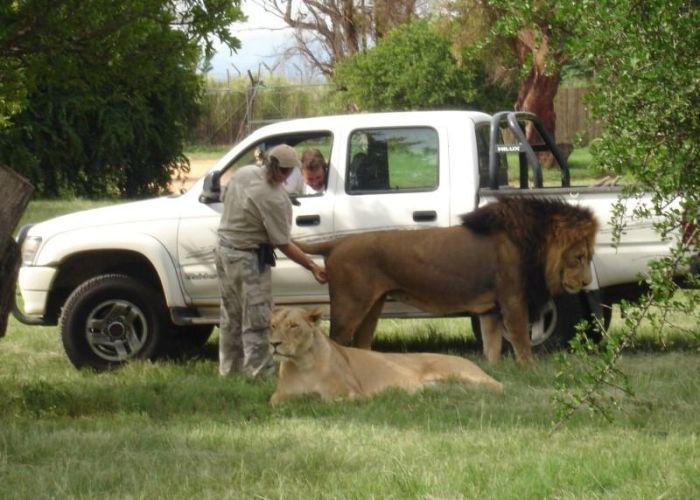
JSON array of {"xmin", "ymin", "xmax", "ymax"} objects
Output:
[
  {"xmin": 2, "ymin": 313, "xmax": 699, "ymax": 498},
  {"xmin": 506, "ymin": 146, "xmax": 601, "ymax": 187},
  {"xmin": 16, "ymin": 198, "xmax": 119, "ymax": 230}
]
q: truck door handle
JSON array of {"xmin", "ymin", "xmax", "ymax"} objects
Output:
[
  {"xmin": 296, "ymin": 215, "xmax": 321, "ymax": 226},
  {"xmin": 413, "ymin": 210, "xmax": 437, "ymax": 222}
]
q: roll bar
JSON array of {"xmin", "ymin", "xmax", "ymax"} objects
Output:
[{"xmin": 488, "ymin": 111, "xmax": 571, "ymax": 190}]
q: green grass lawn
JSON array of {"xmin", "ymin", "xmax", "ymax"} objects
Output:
[{"xmin": 1, "ymin": 313, "xmax": 699, "ymax": 498}]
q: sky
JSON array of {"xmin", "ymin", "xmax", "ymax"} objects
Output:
[{"xmin": 207, "ymin": 1, "xmax": 300, "ymax": 81}]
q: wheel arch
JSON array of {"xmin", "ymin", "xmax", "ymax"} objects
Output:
[{"xmin": 39, "ymin": 233, "xmax": 187, "ymax": 323}]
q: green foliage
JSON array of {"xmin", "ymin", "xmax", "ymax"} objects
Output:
[
  {"xmin": 577, "ymin": 0, "xmax": 699, "ymax": 192},
  {"xmin": 334, "ymin": 20, "xmax": 511, "ymax": 112},
  {"xmin": 0, "ymin": 0, "xmax": 244, "ymax": 197},
  {"xmin": 554, "ymin": 0, "xmax": 700, "ymax": 426}
]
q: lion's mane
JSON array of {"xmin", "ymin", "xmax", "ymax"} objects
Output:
[{"xmin": 461, "ymin": 196, "xmax": 598, "ymax": 317}]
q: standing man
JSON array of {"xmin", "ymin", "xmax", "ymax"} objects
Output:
[{"xmin": 216, "ymin": 144, "xmax": 327, "ymax": 378}]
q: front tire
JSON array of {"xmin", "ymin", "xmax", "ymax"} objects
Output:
[{"xmin": 60, "ymin": 274, "xmax": 169, "ymax": 371}]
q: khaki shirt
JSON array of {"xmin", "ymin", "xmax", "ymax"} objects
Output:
[{"xmin": 218, "ymin": 164, "xmax": 292, "ymax": 248}]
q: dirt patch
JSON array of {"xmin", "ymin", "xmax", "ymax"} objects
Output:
[{"xmin": 169, "ymin": 158, "xmax": 218, "ymax": 193}]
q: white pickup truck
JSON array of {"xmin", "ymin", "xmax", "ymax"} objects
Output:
[{"xmin": 14, "ymin": 110, "xmax": 681, "ymax": 370}]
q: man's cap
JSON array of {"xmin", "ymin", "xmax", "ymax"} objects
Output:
[{"xmin": 268, "ymin": 144, "xmax": 300, "ymax": 169}]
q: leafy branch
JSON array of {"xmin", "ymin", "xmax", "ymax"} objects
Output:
[{"xmin": 552, "ymin": 224, "xmax": 698, "ymax": 431}]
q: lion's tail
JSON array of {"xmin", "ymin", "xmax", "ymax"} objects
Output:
[{"xmin": 294, "ymin": 239, "xmax": 337, "ymax": 256}]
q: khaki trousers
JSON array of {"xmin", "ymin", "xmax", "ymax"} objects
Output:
[{"xmin": 215, "ymin": 246, "xmax": 275, "ymax": 378}]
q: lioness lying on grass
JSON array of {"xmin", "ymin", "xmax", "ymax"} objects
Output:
[{"xmin": 269, "ymin": 307, "xmax": 503, "ymax": 406}]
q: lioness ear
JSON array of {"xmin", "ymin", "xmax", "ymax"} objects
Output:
[
  {"xmin": 306, "ymin": 308, "xmax": 323, "ymax": 324},
  {"xmin": 271, "ymin": 308, "xmax": 285, "ymax": 323}
]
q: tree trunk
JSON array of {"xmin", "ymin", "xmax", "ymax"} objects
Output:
[
  {"xmin": 0, "ymin": 165, "xmax": 34, "ymax": 337},
  {"xmin": 515, "ymin": 67, "xmax": 560, "ymax": 139},
  {"xmin": 512, "ymin": 28, "xmax": 564, "ymax": 167}
]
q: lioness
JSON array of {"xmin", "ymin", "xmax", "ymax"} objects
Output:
[
  {"xmin": 294, "ymin": 197, "xmax": 598, "ymax": 365},
  {"xmin": 269, "ymin": 307, "xmax": 503, "ymax": 406}
]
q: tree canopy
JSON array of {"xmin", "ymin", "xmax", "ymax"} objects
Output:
[
  {"xmin": 554, "ymin": 0, "xmax": 700, "ymax": 426},
  {"xmin": 0, "ymin": 0, "xmax": 244, "ymax": 197},
  {"xmin": 263, "ymin": 0, "xmax": 423, "ymax": 78},
  {"xmin": 334, "ymin": 20, "xmax": 514, "ymax": 112},
  {"xmin": 436, "ymin": 0, "xmax": 575, "ymax": 141}
]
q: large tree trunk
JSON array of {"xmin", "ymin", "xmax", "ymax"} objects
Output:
[
  {"xmin": 512, "ymin": 28, "xmax": 565, "ymax": 167},
  {"xmin": 374, "ymin": 0, "xmax": 416, "ymax": 38},
  {"xmin": 515, "ymin": 67, "xmax": 560, "ymax": 139},
  {"xmin": 0, "ymin": 165, "xmax": 34, "ymax": 337}
]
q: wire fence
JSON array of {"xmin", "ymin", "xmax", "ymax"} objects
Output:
[{"xmin": 189, "ymin": 81, "xmax": 600, "ymax": 147}]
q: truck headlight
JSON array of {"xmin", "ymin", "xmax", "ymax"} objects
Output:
[{"xmin": 21, "ymin": 236, "xmax": 42, "ymax": 265}]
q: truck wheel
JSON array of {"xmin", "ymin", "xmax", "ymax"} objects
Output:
[
  {"xmin": 530, "ymin": 294, "xmax": 603, "ymax": 352},
  {"xmin": 60, "ymin": 274, "xmax": 169, "ymax": 371},
  {"xmin": 470, "ymin": 293, "xmax": 610, "ymax": 355}
]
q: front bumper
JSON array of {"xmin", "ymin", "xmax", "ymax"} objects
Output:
[{"xmin": 13, "ymin": 266, "xmax": 57, "ymax": 325}]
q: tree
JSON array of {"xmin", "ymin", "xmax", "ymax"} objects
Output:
[
  {"xmin": 553, "ymin": 0, "xmax": 699, "ymax": 427},
  {"xmin": 437, "ymin": 0, "xmax": 574, "ymax": 143},
  {"xmin": 334, "ymin": 20, "xmax": 513, "ymax": 111},
  {"xmin": 0, "ymin": 0, "xmax": 244, "ymax": 197},
  {"xmin": 262, "ymin": 0, "xmax": 426, "ymax": 78}
]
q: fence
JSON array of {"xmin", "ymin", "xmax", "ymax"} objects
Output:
[
  {"xmin": 554, "ymin": 86, "xmax": 602, "ymax": 145},
  {"xmin": 189, "ymin": 81, "xmax": 337, "ymax": 146},
  {"xmin": 190, "ymin": 82, "xmax": 600, "ymax": 147}
]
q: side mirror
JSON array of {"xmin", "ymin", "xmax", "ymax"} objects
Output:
[{"xmin": 199, "ymin": 171, "xmax": 221, "ymax": 203}]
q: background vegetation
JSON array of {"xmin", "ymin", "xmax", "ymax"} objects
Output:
[
  {"xmin": 0, "ymin": 0, "xmax": 244, "ymax": 197},
  {"xmin": 334, "ymin": 21, "xmax": 514, "ymax": 112},
  {"xmin": 551, "ymin": 0, "xmax": 700, "ymax": 422}
]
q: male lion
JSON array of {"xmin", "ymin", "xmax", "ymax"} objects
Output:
[
  {"xmin": 269, "ymin": 307, "xmax": 503, "ymax": 406},
  {"xmin": 294, "ymin": 197, "xmax": 598, "ymax": 365}
]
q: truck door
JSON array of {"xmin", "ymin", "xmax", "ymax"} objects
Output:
[
  {"xmin": 332, "ymin": 126, "xmax": 451, "ymax": 235},
  {"xmin": 177, "ymin": 133, "xmax": 335, "ymax": 309}
]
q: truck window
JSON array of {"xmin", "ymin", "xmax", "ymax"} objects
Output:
[
  {"xmin": 220, "ymin": 133, "xmax": 333, "ymax": 190},
  {"xmin": 347, "ymin": 127, "xmax": 438, "ymax": 194}
]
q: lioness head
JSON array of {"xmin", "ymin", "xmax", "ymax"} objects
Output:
[
  {"xmin": 546, "ymin": 218, "xmax": 598, "ymax": 295},
  {"xmin": 269, "ymin": 307, "xmax": 323, "ymax": 362}
]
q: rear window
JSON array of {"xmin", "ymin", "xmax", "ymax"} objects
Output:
[{"xmin": 346, "ymin": 127, "xmax": 438, "ymax": 194}]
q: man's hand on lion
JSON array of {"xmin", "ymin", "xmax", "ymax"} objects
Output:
[
  {"xmin": 277, "ymin": 241, "xmax": 327, "ymax": 284},
  {"xmin": 310, "ymin": 262, "xmax": 327, "ymax": 284}
]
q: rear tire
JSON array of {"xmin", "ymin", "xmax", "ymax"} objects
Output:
[
  {"xmin": 60, "ymin": 274, "xmax": 169, "ymax": 371},
  {"xmin": 471, "ymin": 293, "xmax": 611, "ymax": 355}
]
